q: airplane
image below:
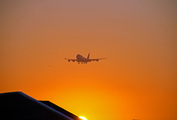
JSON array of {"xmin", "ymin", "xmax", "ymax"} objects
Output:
[{"xmin": 65, "ymin": 53, "xmax": 107, "ymax": 64}]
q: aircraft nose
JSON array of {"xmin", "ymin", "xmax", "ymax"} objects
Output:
[{"xmin": 76, "ymin": 54, "xmax": 79, "ymax": 58}]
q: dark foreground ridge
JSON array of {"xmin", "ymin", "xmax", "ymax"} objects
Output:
[{"xmin": 0, "ymin": 91, "xmax": 81, "ymax": 120}]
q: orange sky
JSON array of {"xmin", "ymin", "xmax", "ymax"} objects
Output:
[{"xmin": 0, "ymin": 1, "xmax": 177, "ymax": 120}]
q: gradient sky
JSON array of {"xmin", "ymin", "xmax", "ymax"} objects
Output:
[{"xmin": 0, "ymin": 0, "xmax": 177, "ymax": 120}]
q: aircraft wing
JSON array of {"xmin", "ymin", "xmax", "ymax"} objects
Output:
[
  {"xmin": 65, "ymin": 58, "xmax": 77, "ymax": 62},
  {"xmin": 89, "ymin": 57, "xmax": 107, "ymax": 61}
]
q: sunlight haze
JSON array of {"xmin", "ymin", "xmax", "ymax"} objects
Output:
[{"xmin": 0, "ymin": 0, "xmax": 177, "ymax": 120}]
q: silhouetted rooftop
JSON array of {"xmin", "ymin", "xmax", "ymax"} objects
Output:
[
  {"xmin": 0, "ymin": 91, "xmax": 80, "ymax": 120},
  {"xmin": 40, "ymin": 101, "xmax": 80, "ymax": 120}
]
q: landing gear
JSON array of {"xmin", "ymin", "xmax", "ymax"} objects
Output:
[{"xmin": 78, "ymin": 62, "xmax": 87, "ymax": 64}]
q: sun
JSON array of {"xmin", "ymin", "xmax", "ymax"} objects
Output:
[{"xmin": 79, "ymin": 116, "xmax": 87, "ymax": 120}]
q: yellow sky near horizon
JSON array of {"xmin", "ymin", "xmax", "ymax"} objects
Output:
[{"xmin": 0, "ymin": 0, "xmax": 177, "ymax": 120}]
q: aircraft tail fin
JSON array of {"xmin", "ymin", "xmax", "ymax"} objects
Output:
[{"xmin": 87, "ymin": 53, "xmax": 90, "ymax": 59}]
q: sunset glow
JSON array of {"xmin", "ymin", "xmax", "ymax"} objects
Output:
[
  {"xmin": 79, "ymin": 116, "xmax": 87, "ymax": 120},
  {"xmin": 0, "ymin": 1, "xmax": 177, "ymax": 120}
]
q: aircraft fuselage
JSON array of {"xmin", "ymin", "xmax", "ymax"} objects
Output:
[
  {"xmin": 65, "ymin": 53, "xmax": 106, "ymax": 64},
  {"xmin": 76, "ymin": 54, "xmax": 90, "ymax": 63}
]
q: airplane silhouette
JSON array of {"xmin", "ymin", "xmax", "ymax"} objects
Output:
[{"xmin": 65, "ymin": 53, "xmax": 107, "ymax": 64}]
